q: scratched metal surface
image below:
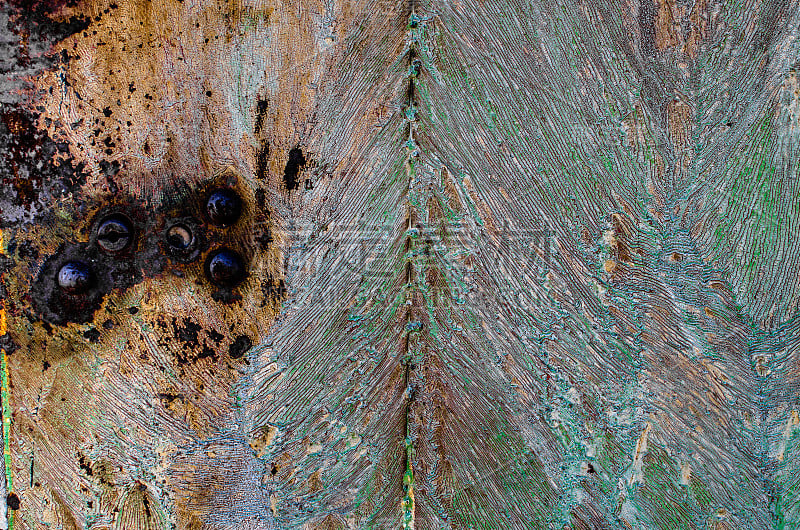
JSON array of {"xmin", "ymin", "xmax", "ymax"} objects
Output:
[{"xmin": 1, "ymin": 0, "xmax": 799, "ymax": 528}]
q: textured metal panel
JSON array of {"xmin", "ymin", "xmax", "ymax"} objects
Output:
[{"xmin": 1, "ymin": 0, "xmax": 798, "ymax": 528}]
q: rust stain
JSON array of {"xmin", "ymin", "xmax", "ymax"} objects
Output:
[{"xmin": 654, "ymin": 0, "xmax": 681, "ymax": 50}]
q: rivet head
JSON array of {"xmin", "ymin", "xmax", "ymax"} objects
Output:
[
  {"xmin": 205, "ymin": 249, "xmax": 245, "ymax": 287},
  {"xmin": 166, "ymin": 224, "xmax": 193, "ymax": 249},
  {"xmin": 205, "ymin": 188, "xmax": 242, "ymax": 226},
  {"xmin": 57, "ymin": 261, "xmax": 93, "ymax": 294},
  {"xmin": 96, "ymin": 214, "xmax": 133, "ymax": 252}
]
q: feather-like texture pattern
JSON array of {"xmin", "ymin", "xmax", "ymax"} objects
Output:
[{"xmin": 0, "ymin": 0, "xmax": 798, "ymax": 528}]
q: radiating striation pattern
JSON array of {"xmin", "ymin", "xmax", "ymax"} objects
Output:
[{"xmin": 0, "ymin": 0, "xmax": 799, "ymax": 528}]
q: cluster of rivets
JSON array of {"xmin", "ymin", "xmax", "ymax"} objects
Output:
[
  {"xmin": 57, "ymin": 261, "xmax": 93, "ymax": 294},
  {"xmin": 96, "ymin": 214, "xmax": 134, "ymax": 252},
  {"xmin": 89, "ymin": 188, "xmax": 247, "ymax": 288},
  {"xmin": 203, "ymin": 188, "xmax": 247, "ymax": 287},
  {"xmin": 42, "ymin": 186, "xmax": 248, "ymax": 323},
  {"xmin": 54, "ymin": 213, "xmax": 132, "ymax": 295}
]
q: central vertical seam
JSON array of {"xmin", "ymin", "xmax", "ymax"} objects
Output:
[{"xmin": 401, "ymin": 0, "xmax": 421, "ymax": 527}]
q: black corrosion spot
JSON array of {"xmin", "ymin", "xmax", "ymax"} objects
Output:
[
  {"xmin": 262, "ymin": 276, "xmax": 287, "ymax": 299},
  {"xmin": 205, "ymin": 188, "xmax": 242, "ymax": 227},
  {"xmin": 254, "ymin": 100, "xmax": 270, "ymax": 180},
  {"xmin": 283, "ymin": 148, "xmax": 305, "ymax": 191},
  {"xmin": 228, "ymin": 335, "xmax": 252, "ymax": 359},
  {"xmin": 205, "ymin": 249, "xmax": 246, "ymax": 287},
  {"xmin": 142, "ymin": 485, "xmax": 152, "ymax": 518},
  {"xmin": 411, "ymin": 58, "xmax": 422, "ymax": 77},
  {"xmin": 6, "ymin": 492, "xmax": 19, "ymax": 511},
  {"xmin": 173, "ymin": 317, "xmax": 202, "ymax": 346},
  {"xmin": 170, "ymin": 318, "xmax": 220, "ymax": 366},
  {"xmin": 95, "ymin": 214, "xmax": 133, "ymax": 253},
  {"xmin": 83, "ymin": 328, "xmax": 100, "ymax": 343},
  {"xmin": 0, "ymin": 108, "xmax": 89, "ymax": 225},
  {"xmin": 78, "ymin": 454, "xmax": 93, "ymax": 476},
  {"xmin": 254, "ymin": 99, "xmax": 269, "ymax": 134},
  {"xmin": 16, "ymin": 242, "xmax": 39, "ymax": 261},
  {"xmin": 256, "ymin": 143, "xmax": 269, "ymax": 180},
  {"xmin": 207, "ymin": 328, "xmax": 224, "ymax": 343},
  {"xmin": 1, "ymin": 3, "xmax": 92, "ymax": 224}
]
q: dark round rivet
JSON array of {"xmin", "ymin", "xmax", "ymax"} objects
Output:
[
  {"xmin": 206, "ymin": 188, "xmax": 242, "ymax": 226},
  {"xmin": 57, "ymin": 261, "xmax": 93, "ymax": 294},
  {"xmin": 96, "ymin": 214, "xmax": 133, "ymax": 252},
  {"xmin": 166, "ymin": 224, "xmax": 193, "ymax": 249},
  {"xmin": 205, "ymin": 249, "xmax": 245, "ymax": 287}
]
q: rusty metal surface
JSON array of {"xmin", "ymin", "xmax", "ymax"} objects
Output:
[{"xmin": 1, "ymin": 0, "xmax": 799, "ymax": 528}]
